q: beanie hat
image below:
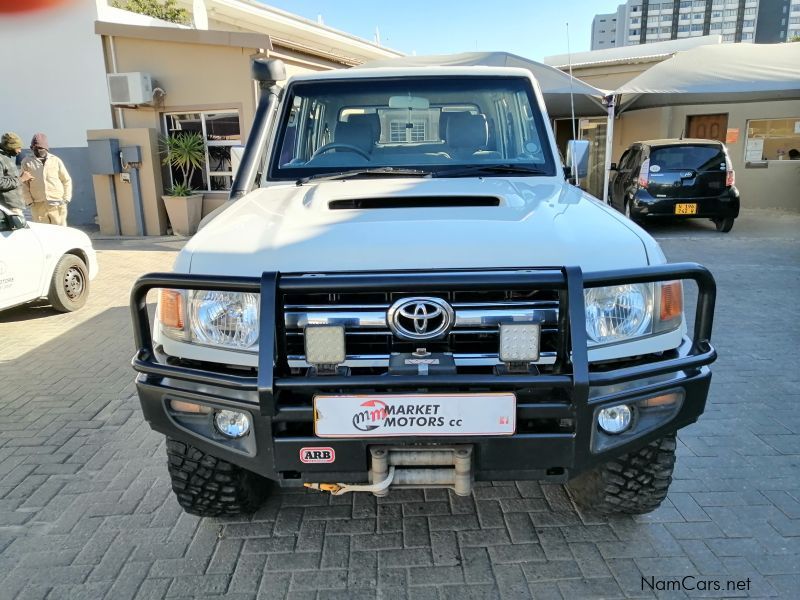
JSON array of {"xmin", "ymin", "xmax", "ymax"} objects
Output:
[
  {"xmin": 1, "ymin": 132, "xmax": 23, "ymax": 152},
  {"xmin": 31, "ymin": 132, "xmax": 49, "ymax": 150}
]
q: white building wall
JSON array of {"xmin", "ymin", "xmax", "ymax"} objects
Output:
[
  {"xmin": 0, "ymin": 0, "xmax": 112, "ymax": 148},
  {"xmin": 0, "ymin": 0, "xmax": 112, "ymax": 225}
]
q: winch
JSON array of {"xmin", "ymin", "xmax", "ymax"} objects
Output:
[{"xmin": 304, "ymin": 445, "xmax": 473, "ymax": 497}]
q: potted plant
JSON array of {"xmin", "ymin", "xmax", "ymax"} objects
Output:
[{"xmin": 161, "ymin": 132, "xmax": 205, "ymax": 235}]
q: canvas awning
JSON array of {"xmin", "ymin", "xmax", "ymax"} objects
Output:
[
  {"xmin": 355, "ymin": 51, "xmax": 610, "ymax": 118},
  {"xmin": 617, "ymin": 43, "xmax": 800, "ymax": 112}
]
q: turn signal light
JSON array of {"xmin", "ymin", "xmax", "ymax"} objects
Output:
[
  {"xmin": 159, "ymin": 289, "xmax": 184, "ymax": 329},
  {"xmin": 660, "ymin": 281, "xmax": 683, "ymax": 322},
  {"xmin": 638, "ymin": 391, "xmax": 682, "ymax": 408}
]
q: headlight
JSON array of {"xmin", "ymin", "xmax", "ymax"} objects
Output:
[
  {"xmin": 158, "ymin": 289, "xmax": 260, "ymax": 351},
  {"xmin": 584, "ymin": 281, "xmax": 682, "ymax": 346}
]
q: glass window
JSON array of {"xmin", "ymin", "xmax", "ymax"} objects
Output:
[
  {"xmin": 711, "ymin": 10, "xmax": 723, "ymax": 17},
  {"xmin": 722, "ymin": 32, "xmax": 735, "ymax": 40},
  {"xmin": 163, "ymin": 111, "xmax": 241, "ymax": 192},
  {"xmin": 745, "ymin": 118, "xmax": 800, "ymax": 161},
  {"xmin": 724, "ymin": 8, "xmax": 737, "ymax": 16},
  {"xmin": 678, "ymin": 24, "xmax": 690, "ymax": 31},
  {"xmin": 743, "ymin": 19, "xmax": 755, "ymax": 27},
  {"xmin": 680, "ymin": 1, "xmax": 691, "ymax": 8},
  {"xmin": 693, "ymin": 0, "xmax": 705, "ymax": 7},
  {"xmin": 691, "ymin": 23, "xmax": 704, "ymax": 30},
  {"xmin": 681, "ymin": 13, "xmax": 691, "ymax": 20},
  {"xmin": 269, "ymin": 76, "xmax": 556, "ymax": 181},
  {"xmin": 744, "ymin": 6, "xmax": 757, "ymax": 14},
  {"xmin": 710, "ymin": 22, "xmax": 722, "ymax": 29},
  {"xmin": 650, "ymin": 145, "xmax": 727, "ymax": 171},
  {"xmin": 631, "ymin": 16, "xmax": 641, "ymax": 23}
]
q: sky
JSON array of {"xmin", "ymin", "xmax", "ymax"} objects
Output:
[{"xmin": 260, "ymin": 0, "xmax": 622, "ymax": 60}]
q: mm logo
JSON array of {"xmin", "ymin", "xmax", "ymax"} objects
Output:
[{"xmin": 299, "ymin": 447, "xmax": 335, "ymax": 464}]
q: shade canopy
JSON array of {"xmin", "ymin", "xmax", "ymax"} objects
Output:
[
  {"xmin": 617, "ymin": 43, "xmax": 800, "ymax": 111},
  {"xmin": 356, "ymin": 51, "xmax": 610, "ymax": 118}
]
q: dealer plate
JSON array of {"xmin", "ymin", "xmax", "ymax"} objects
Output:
[
  {"xmin": 675, "ymin": 203, "xmax": 697, "ymax": 215},
  {"xmin": 313, "ymin": 393, "xmax": 516, "ymax": 438}
]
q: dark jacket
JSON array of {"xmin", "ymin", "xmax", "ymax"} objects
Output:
[{"xmin": 0, "ymin": 148, "xmax": 24, "ymax": 212}]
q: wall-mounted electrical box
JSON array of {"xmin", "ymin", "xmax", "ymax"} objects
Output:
[
  {"xmin": 87, "ymin": 138, "xmax": 121, "ymax": 175},
  {"xmin": 107, "ymin": 72, "xmax": 153, "ymax": 105}
]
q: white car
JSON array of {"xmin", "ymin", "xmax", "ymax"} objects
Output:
[{"xmin": 0, "ymin": 205, "xmax": 98, "ymax": 312}]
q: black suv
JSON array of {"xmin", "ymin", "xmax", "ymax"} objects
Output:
[{"xmin": 609, "ymin": 139, "xmax": 740, "ymax": 232}]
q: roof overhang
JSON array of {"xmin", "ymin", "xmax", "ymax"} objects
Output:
[{"xmin": 94, "ymin": 21, "xmax": 271, "ymax": 50}]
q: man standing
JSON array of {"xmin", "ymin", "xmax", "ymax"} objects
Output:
[
  {"xmin": 21, "ymin": 133, "xmax": 72, "ymax": 226},
  {"xmin": 0, "ymin": 132, "xmax": 26, "ymax": 216}
]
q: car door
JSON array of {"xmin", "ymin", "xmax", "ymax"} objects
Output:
[
  {"xmin": 0, "ymin": 210, "xmax": 46, "ymax": 310},
  {"xmin": 613, "ymin": 146, "xmax": 638, "ymax": 210},
  {"xmin": 610, "ymin": 148, "xmax": 630, "ymax": 209}
]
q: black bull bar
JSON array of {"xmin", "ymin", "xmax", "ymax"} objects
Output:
[{"xmin": 130, "ymin": 264, "xmax": 716, "ymax": 478}]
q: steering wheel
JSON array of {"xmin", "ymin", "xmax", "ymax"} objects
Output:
[{"xmin": 310, "ymin": 143, "xmax": 370, "ymax": 161}]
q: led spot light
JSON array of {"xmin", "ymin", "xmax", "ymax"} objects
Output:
[
  {"xmin": 499, "ymin": 323, "xmax": 541, "ymax": 363},
  {"xmin": 304, "ymin": 325, "xmax": 346, "ymax": 366}
]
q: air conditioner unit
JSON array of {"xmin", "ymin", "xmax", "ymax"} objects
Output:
[{"xmin": 107, "ymin": 72, "xmax": 153, "ymax": 105}]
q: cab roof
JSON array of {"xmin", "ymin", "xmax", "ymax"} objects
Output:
[{"xmin": 285, "ymin": 65, "xmax": 536, "ymax": 83}]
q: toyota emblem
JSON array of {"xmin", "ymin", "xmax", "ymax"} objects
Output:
[{"xmin": 387, "ymin": 297, "xmax": 455, "ymax": 341}]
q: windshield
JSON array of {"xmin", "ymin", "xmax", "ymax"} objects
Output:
[{"xmin": 268, "ymin": 76, "xmax": 556, "ymax": 181}]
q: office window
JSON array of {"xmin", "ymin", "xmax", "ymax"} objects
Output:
[
  {"xmin": 745, "ymin": 118, "xmax": 800, "ymax": 161},
  {"xmin": 678, "ymin": 24, "xmax": 691, "ymax": 31},
  {"xmin": 723, "ymin": 20, "xmax": 736, "ymax": 28},
  {"xmin": 681, "ymin": 12, "xmax": 691, "ymax": 19},
  {"xmin": 793, "ymin": 4, "xmax": 800, "ymax": 12},
  {"xmin": 724, "ymin": 8, "xmax": 737, "ymax": 16},
  {"xmin": 693, "ymin": 12, "xmax": 705, "ymax": 19},
  {"xmin": 680, "ymin": 1, "xmax": 691, "ymax": 8},
  {"xmin": 163, "ymin": 111, "xmax": 241, "ymax": 192},
  {"xmin": 743, "ymin": 19, "xmax": 755, "ymax": 27},
  {"xmin": 631, "ymin": 16, "xmax": 641, "ymax": 23},
  {"xmin": 710, "ymin": 22, "xmax": 722, "ymax": 29},
  {"xmin": 693, "ymin": 0, "xmax": 705, "ymax": 7},
  {"xmin": 722, "ymin": 32, "xmax": 735, "ymax": 40},
  {"xmin": 647, "ymin": 26, "xmax": 659, "ymax": 33},
  {"xmin": 661, "ymin": 25, "xmax": 672, "ymax": 32},
  {"xmin": 662, "ymin": 13, "xmax": 673, "ymax": 20},
  {"xmin": 691, "ymin": 23, "xmax": 704, "ymax": 30},
  {"xmin": 629, "ymin": 28, "xmax": 640, "ymax": 35},
  {"xmin": 790, "ymin": 16, "xmax": 800, "ymax": 23},
  {"xmin": 711, "ymin": 10, "xmax": 723, "ymax": 17},
  {"xmin": 741, "ymin": 31, "xmax": 754, "ymax": 39},
  {"xmin": 744, "ymin": 6, "xmax": 756, "ymax": 14}
]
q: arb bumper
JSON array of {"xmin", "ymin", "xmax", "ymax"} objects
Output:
[{"xmin": 130, "ymin": 264, "xmax": 716, "ymax": 487}]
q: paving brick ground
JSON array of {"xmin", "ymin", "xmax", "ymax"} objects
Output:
[{"xmin": 0, "ymin": 210, "xmax": 798, "ymax": 599}]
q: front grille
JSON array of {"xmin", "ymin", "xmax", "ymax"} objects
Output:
[{"xmin": 283, "ymin": 289, "xmax": 560, "ymax": 370}]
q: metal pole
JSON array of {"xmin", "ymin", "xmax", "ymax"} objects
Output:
[
  {"xmin": 107, "ymin": 174, "xmax": 121, "ymax": 236},
  {"xmin": 129, "ymin": 166, "xmax": 145, "ymax": 236},
  {"xmin": 602, "ymin": 96, "xmax": 615, "ymax": 204}
]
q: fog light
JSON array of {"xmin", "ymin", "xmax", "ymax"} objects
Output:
[
  {"xmin": 499, "ymin": 323, "xmax": 541, "ymax": 363},
  {"xmin": 304, "ymin": 325, "xmax": 346, "ymax": 367},
  {"xmin": 597, "ymin": 405, "xmax": 632, "ymax": 434},
  {"xmin": 214, "ymin": 410, "xmax": 251, "ymax": 438}
]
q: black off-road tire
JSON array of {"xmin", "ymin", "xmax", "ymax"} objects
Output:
[
  {"xmin": 166, "ymin": 438, "xmax": 269, "ymax": 517},
  {"xmin": 713, "ymin": 217, "xmax": 734, "ymax": 233},
  {"xmin": 48, "ymin": 254, "xmax": 89, "ymax": 312},
  {"xmin": 567, "ymin": 434, "xmax": 677, "ymax": 514}
]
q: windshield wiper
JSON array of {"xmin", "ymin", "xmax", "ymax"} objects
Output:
[
  {"xmin": 296, "ymin": 167, "xmax": 431, "ymax": 185},
  {"xmin": 434, "ymin": 164, "xmax": 550, "ymax": 178}
]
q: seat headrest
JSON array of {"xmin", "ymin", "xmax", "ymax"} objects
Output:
[
  {"xmin": 347, "ymin": 113, "xmax": 380, "ymax": 143},
  {"xmin": 335, "ymin": 121, "xmax": 373, "ymax": 154},
  {"xmin": 446, "ymin": 113, "xmax": 488, "ymax": 151}
]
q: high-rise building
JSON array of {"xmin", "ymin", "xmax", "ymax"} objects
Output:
[{"xmin": 590, "ymin": 0, "xmax": 800, "ymax": 50}]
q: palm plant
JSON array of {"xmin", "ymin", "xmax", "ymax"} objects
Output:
[{"xmin": 161, "ymin": 132, "xmax": 205, "ymax": 196}]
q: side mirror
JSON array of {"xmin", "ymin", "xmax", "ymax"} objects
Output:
[
  {"xmin": 230, "ymin": 146, "xmax": 245, "ymax": 178},
  {"xmin": 609, "ymin": 162, "xmax": 618, "ymax": 171},
  {"xmin": 9, "ymin": 214, "xmax": 26, "ymax": 230},
  {"xmin": 565, "ymin": 140, "xmax": 590, "ymax": 179}
]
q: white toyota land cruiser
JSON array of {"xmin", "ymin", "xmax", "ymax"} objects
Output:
[{"xmin": 131, "ymin": 59, "xmax": 717, "ymax": 517}]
